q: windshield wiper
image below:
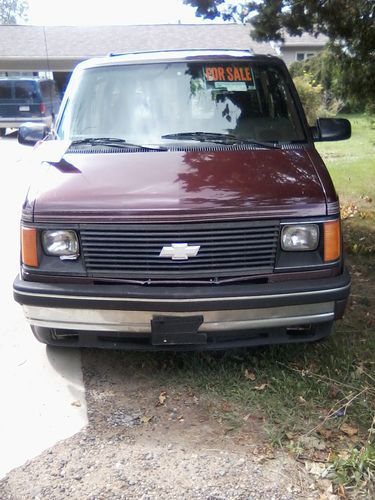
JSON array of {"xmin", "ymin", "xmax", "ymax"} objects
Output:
[
  {"xmin": 161, "ymin": 132, "xmax": 281, "ymax": 149},
  {"xmin": 70, "ymin": 137, "xmax": 168, "ymax": 151}
]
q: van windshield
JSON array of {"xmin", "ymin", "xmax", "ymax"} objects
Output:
[{"xmin": 57, "ymin": 61, "xmax": 306, "ymax": 145}]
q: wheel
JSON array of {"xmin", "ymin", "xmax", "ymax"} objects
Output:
[{"xmin": 0, "ymin": 128, "xmax": 5, "ymax": 137}]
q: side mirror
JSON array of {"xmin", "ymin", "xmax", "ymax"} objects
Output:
[
  {"xmin": 311, "ymin": 118, "xmax": 351, "ymax": 142},
  {"xmin": 18, "ymin": 122, "xmax": 50, "ymax": 146}
]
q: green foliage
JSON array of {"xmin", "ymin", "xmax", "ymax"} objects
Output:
[
  {"xmin": 290, "ymin": 50, "xmax": 338, "ymax": 108},
  {"xmin": 292, "ymin": 73, "xmax": 322, "ymax": 125},
  {"xmin": 185, "ymin": 1, "xmax": 374, "ymax": 59},
  {"xmin": 184, "ymin": 1, "xmax": 375, "ymax": 110},
  {"xmin": 290, "ymin": 48, "xmax": 374, "ymax": 112},
  {"xmin": 331, "ymin": 443, "xmax": 375, "ymax": 493},
  {"xmin": 0, "ymin": 0, "xmax": 28, "ymax": 24}
]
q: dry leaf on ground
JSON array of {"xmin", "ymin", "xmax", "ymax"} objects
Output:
[
  {"xmin": 340, "ymin": 423, "xmax": 358, "ymax": 437},
  {"xmin": 300, "ymin": 435, "xmax": 326, "ymax": 451},
  {"xmin": 254, "ymin": 384, "xmax": 268, "ymax": 391},
  {"xmin": 305, "ymin": 460, "xmax": 328, "ymax": 477},
  {"xmin": 140, "ymin": 415, "xmax": 153, "ymax": 424},
  {"xmin": 244, "ymin": 369, "xmax": 256, "ymax": 381},
  {"xmin": 156, "ymin": 391, "xmax": 167, "ymax": 406},
  {"xmin": 318, "ymin": 428, "xmax": 333, "ymax": 439}
]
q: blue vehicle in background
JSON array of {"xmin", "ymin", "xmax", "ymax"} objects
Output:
[{"xmin": 0, "ymin": 77, "xmax": 61, "ymax": 136}]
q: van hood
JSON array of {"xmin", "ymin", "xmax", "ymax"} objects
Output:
[{"xmin": 29, "ymin": 147, "xmax": 331, "ymax": 223}]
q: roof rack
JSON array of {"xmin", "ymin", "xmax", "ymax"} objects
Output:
[{"xmin": 106, "ymin": 48, "xmax": 254, "ymax": 58}]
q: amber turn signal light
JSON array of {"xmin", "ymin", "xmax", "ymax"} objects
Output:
[
  {"xmin": 324, "ymin": 220, "xmax": 341, "ymax": 262},
  {"xmin": 21, "ymin": 227, "xmax": 39, "ymax": 267}
]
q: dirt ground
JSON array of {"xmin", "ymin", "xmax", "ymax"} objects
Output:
[{"xmin": 0, "ymin": 348, "xmax": 336, "ymax": 500}]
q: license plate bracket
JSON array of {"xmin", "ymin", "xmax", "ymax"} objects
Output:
[{"xmin": 151, "ymin": 315, "xmax": 206, "ymax": 346}]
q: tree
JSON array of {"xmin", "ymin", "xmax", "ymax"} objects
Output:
[
  {"xmin": 184, "ymin": 1, "xmax": 374, "ymax": 59},
  {"xmin": 290, "ymin": 48, "xmax": 375, "ymax": 113},
  {"xmin": 0, "ymin": 0, "xmax": 28, "ymax": 24},
  {"xmin": 184, "ymin": 0, "xmax": 375, "ymax": 110}
]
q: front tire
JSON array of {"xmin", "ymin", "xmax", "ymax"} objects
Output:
[{"xmin": 0, "ymin": 128, "xmax": 6, "ymax": 137}]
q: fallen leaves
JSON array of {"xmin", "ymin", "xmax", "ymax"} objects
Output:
[
  {"xmin": 340, "ymin": 423, "xmax": 358, "ymax": 437},
  {"xmin": 360, "ymin": 194, "xmax": 372, "ymax": 204},
  {"xmin": 244, "ymin": 369, "xmax": 256, "ymax": 381},
  {"xmin": 340, "ymin": 202, "xmax": 358, "ymax": 220},
  {"xmin": 244, "ymin": 369, "xmax": 268, "ymax": 390},
  {"xmin": 318, "ymin": 428, "xmax": 333, "ymax": 440},
  {"xmin": 140, "ymin": 415, "xmax": 153, "ymax": 424},
  {"xmin": 156, "ymin": 391, "xmax": 167, "ymax": 406},
  {"xmin": 305, "ymin": 460, "xmax": 328, "ymax": 477},
  {"xmin": 254, "ymin": 384, "xmax": 268, "ymax": 391},
  {"xmin": 300, "ymin": 435, "xmax": 327, "ymax": 451}
]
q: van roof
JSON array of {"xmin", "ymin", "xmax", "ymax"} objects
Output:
[{"xmin": 77, "ymin": 48, "xmax": 280, "ymax": 70}]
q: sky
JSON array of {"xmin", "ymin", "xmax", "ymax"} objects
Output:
[{"xmin": 26, "ymin": 0, "xmax": 234, "ymax": 26}]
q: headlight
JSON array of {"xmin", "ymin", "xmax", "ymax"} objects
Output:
[
  {"xmin": 281, "ymin": 224, "xmax": 319, "ymax": 251},
  {"xmin": 42, "ymin": 230, "xmax": 79, "ymax": 259}
]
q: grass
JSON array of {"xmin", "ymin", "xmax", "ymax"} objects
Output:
[{"xmin": 316, "ymin": 114, "xmax": 375, "ymax": 209}]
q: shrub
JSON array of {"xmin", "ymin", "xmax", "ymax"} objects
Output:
[
  {"xmin": 293, "ymin": 73, "xmax": 323, "ymax": 125},
  {"xmin": 290, "ymin": 48, "xmax": 375, "ymax": 114}
]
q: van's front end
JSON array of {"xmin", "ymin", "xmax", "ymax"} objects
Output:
[{"xmin": 13, "ymin": 50, "xmax": 351, "ymax": 349}]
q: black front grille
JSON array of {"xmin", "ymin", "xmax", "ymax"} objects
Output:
[{"xmin": 80, "ymin": 221, "xmax": 280, "ymax": 280}]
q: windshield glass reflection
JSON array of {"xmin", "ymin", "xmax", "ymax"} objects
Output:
[{"xmin": 58, "ymin": 61, "xmax": 306, "ymax": 145}]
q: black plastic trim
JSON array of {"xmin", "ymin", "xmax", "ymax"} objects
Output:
[
  {"xmin": 31, "ymin": 322, "xmax": 333, "ymax": 350},
  {"xmin": 14, "ymin": 269, "xmax": 351, "ymax": 313}
]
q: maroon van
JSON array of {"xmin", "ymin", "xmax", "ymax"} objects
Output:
[{"xmin": 13, "ymin": 49, "xmax": 351, "ymax": 350}]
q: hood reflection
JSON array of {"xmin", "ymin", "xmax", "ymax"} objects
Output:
[{"xmin": 177, "ymin": 149, "xmax": 322, "ymax": 208}]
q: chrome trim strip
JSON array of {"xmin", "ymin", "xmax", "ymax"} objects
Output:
[
  {"xmin": 23, "ymin": 303, "xmax": 335, "ymax": 332},
  {"xmin": 274, "ymin": 262, "xmax": 339, "ymax": 270},
  {"xmin": 327, "ymin": 201, "xmax": 340, "ymax": 216},
  {"xmin": 16, "ymin": 283, "xmax": 351, "ymax": 304},
  {"xmin": 280, "ymin": 218, "xmax": 339, "ymax": 225}
]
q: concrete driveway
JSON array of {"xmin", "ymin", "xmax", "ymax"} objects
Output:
[{"xmin": 0, "ymin": 132, "xmax": 87, "ymax": 478}]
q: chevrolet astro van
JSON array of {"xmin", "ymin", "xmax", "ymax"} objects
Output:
[{"xmin": 13, "ymin": 49, "xmax": 352, "ymax": 350}]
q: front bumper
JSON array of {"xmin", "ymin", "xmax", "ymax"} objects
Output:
[{"xmin": 13, "ymin": 270, "xmax": 351, "ymax": 349}]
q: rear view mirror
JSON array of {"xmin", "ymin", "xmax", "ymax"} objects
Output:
[
  {"xmin": 311, "ymin": 118, "xmax": 351, "ymax": 142},
  {"xmin": 18, "ymin": 122, "xmax": 50, "ymax": 146}
]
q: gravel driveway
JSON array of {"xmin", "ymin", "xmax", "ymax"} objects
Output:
[{"xmin": 0, "ymin": 349, "xmax": 326, "ymax": 499}]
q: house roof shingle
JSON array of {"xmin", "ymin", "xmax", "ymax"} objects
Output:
[
  {"xmin": 0, "ymin": 24, "xmax": 328, "ymax": 70},
  {"xmin": 0, "ymin": 24, "xmax": 273, "ymax": 59}
]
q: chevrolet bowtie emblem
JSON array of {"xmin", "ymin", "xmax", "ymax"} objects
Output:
[{"xmin": 159, "ymin": 243, "xmax": 201, "ymax": 260}]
